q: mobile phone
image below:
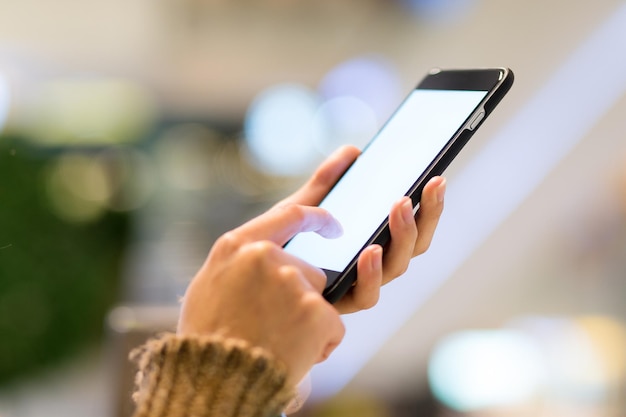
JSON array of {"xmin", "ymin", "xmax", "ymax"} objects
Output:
[{"xmin": 284, "ymin": 67, "xmax": 514, "ymax": 303}]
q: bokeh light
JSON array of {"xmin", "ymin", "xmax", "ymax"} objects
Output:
[
  {"xmin": 429, "ymin": 316, "xmax": 626, "ymax": 413},
  {"xmin": 244, "ymin": 57, "xmax": 403, "ymax": 175},
  {"xmin": 244, "ymin": 83, "xmax": 322, "ymax": 176},
  {"xmin": 44, "ymin": 152, "xmax": 111, "ymax": 223},
  {"xmin": 576, "ymin": 315, "xmax": 626, "ymax": 386},
  {"xmin": 428, "ymin": 329, "xmax": 545, "ymax": 412},
  {"xmin": 21, "ymin": 77, "xmax": 157, "ymax": 147},
  {"xmin": 43, "ymin": 149, "xmax": 155, "ymax": 223},
  {"xmin": 311, "ymin": 95, "xmax": 378, "ymax": 154},
  {"xmin": 512, "ymin": 315, "xmax": 626, "ymax": 404},
  {"xmin": 318, "ymin": 56, "xmax": 402, "ymax": 130}
]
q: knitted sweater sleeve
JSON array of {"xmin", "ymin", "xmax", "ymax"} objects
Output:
[{"xmin": 129, "ymin": 333, "xmax": 295, "ymax": 417}]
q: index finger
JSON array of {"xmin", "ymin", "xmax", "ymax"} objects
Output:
[{"xmin": 233, "ymin": 204, "xmax": 343, "ymax": 246}]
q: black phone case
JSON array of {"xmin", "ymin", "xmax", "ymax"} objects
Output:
[{"xmin": 322, "ymin": 68, "xmax": 514, "ymax": 304}]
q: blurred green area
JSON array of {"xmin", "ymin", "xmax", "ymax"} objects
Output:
[{"xmin": 0, "ymin": 136, "xmax": 129, "ymax": 386}]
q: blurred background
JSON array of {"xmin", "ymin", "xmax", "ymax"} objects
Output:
[{"xmin": 1, "ymin": 0, "xmax": 626, "ymax": 416}]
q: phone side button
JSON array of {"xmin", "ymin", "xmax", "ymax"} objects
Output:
[{"xmin": 469, "ymin": 111, "xmax": 485, "ymax": 130}]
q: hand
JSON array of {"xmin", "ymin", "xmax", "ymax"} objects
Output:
[
  {"xmin": 277, "ymin": 145, "xmax": 446, "ymax": 314},
  {"xmin": 178, "ymin": 204, "xmax": 346, "ymax": 387}
]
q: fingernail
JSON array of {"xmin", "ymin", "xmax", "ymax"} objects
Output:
[
  {"xmin": 436, "ymin": 178, "xmax": 447, "ymax": 203},
  {"xmin": 371, "ymin": 245, "xmax": 383, "ymax": 270},
  {"xmin": 402, "ymin": 198, "xmax": 414, "ymax": 224}
]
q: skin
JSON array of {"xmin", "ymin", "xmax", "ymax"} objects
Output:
[{"xmin": 178, "ymin": 145, "xmax": 446, "ymax": 389}]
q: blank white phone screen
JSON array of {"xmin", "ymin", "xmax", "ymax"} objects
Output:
[{"xmin": 284, "ymin": 89, "xmax": 488, "ymax": 275}]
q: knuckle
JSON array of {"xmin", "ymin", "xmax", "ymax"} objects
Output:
[
  {"xmin": 299, "ymin": 293, "xmax": 326, "ymax": 317},
  {"xmin": 276, "ymin": 264, "xmax": 302, "ymax": 284},
  {"xmin": 229, "ymin": 241, "xmax": 280, "ymax": 275},
  {"xmin": 238, "ymin": 242, "xmax": 291, "ymax": 286},
  {"xmin": 243, "ymin": 240, "xmax": 279, "ymax": 261},
  {"xmin": 214, "ymin": 231, "xmax": 242, "ymax": 255},
  {"xmin": 279, "ymin": 203, "xmax": 307, "ymax": 224}
]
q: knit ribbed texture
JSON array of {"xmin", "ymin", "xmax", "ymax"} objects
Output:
[{"xmin": 130, "ymin": 333, "xmax": 295, "ymax": 417}]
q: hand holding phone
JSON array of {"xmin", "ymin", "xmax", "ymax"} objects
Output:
[{"xmin": 284, "ymin": 68, "xmax": 514, "ymax": 303}]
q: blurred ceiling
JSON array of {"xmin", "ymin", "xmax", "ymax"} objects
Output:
[
  {"xmin": 3, "ymin": 0, "xmax": 605, "ymax": 122},
  {"xmin": 2, "ymin": 0, "xmax": 424, "ymax": 122}
]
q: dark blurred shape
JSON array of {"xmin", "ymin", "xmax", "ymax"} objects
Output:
[{"xmin": 0, "ymin": 137, "xmax": 130, "ymax": 386}]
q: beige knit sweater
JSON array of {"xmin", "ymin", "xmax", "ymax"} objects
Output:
[{"xmin": 130, "ymin": 333, "xmax": 295, "ymax": 417}]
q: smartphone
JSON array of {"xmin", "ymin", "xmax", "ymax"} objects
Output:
[{"xmin": 284, "ymin": 67, "xmax": 514, "ymax": 303}]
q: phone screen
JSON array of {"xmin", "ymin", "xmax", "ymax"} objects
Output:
[{"xmin": 284, "ymin": 88, "xmax": 489, "ymax": 286}]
